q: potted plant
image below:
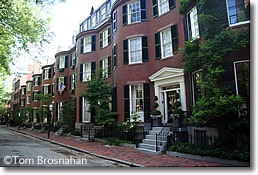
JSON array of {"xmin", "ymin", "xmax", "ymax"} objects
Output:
[
  {"xmin": 170, "ymin": 93, "xmax": 183, "ymax": 128},
  {"xmin": 151, "ymin": 96, "xmax": 162, "ymax": 126}
]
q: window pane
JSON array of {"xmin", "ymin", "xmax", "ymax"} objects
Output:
[
  {"xmin": 159, "ymin": 0, "xmax": 169, "ymax": 15},
  {"xmin": 128, "ymin": 1, "xmax": 141, "ymax": 24},
  {"xmin": 129, "ymin": 38, "xmax": 142, "ymax": 63},
  {"xmin": 192, "ymin": 70, "xmax": 204, "ymax": 104},
  {"xmin": 227, "ymin": 0, "xmax": 250, "ymax": 25},
  {"xmin": 161, "ymin": 28, "xmax": 173, "ymax": 58}
]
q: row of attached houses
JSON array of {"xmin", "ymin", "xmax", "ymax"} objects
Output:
[{"xmin": 11, "ymin": 0, "xmax": 250, "ymax": 140}]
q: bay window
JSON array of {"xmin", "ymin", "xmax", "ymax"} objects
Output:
[
  {"xmin": 59, "ymin": 56, "xmax": 65, "ymax": 69},
  {"xmin": 83, "ymin": 63, "xmax": 91, "ymax": 82},
  {"xmin": 129, "ymin": 37, "xmax": 142, "ymax": 64},
  {"xmin": 128, "ymin": 1, "xmax": 141, "ymax": 24},
  {"xmin": 100, "ymin": 27, "xmax": 111, "ymax": 48},
  {"xmin": 27, "ymin": 95, "xmax": 31, "ymax": 105},
  {"xmin": 27, "ymin": 82, "xmax": 32, "ymax": 92}
]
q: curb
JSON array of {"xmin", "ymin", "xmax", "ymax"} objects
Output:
[
  {"xmin": 6, "ymin": 127, "xmax": 145, "ymax": 167},
  {"xmin": 167, "ymin": 151, "xmax": 249, "ymax": 167}
]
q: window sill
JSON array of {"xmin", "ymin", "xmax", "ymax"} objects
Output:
[
  {"xmin": 126, "ymin": 21, "xmax": 144, "ymax": 27},
  {"xmin": 128, "ymin": 62, "xmax": 143, "ymax": 66},
  {"xmin": 229, "ymin": 20, "xmax": 250, "ymax": 28},
  {"xmin": 59, "ymin": 68, "xmax": 64, "ymax": 72},
  {"xmin": 161, "ymin": 54, "xmax": 174, "ymax": 61}
]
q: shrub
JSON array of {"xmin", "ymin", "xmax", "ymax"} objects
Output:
[
  {"xmin": 71, "ymin": 130, "xmax": 81, "ymax": 136},
  {"xmin": 168, "ymin": 142, "xmax": 249, "ymax": 162},
  {"xmin": 104, "ymin": 137, "xmax": 133, "ymax": 146}
]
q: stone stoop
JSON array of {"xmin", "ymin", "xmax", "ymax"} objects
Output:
[{"xmin": 136, "ymin": 127, "xmax": 170, "ymax": 155}]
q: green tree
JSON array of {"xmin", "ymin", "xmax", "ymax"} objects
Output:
[
  {"xmin": 83, "ymin": 69, "xmax": 118, "ymax": 126},
  {"xmin": 61, "ymin": 97, "xmax": 76, "ymax": 132}
]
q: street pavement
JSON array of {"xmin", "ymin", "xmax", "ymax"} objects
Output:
[
  {"xmin": 0, "ymin": 126, "xmax": 228, "ymax": 167},
  {"xmin": 0, "ymin": 127, "xmax": 129, "ymax": 167}
]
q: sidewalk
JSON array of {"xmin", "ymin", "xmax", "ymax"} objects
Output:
[{"xmin": 3, "ymin": 126, "xmax": 227, "ymax": 167}]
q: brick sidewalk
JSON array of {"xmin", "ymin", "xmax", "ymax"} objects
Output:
[{"xmin": 4, "ymin": 126, "xmax": 227, "ymax": 167}]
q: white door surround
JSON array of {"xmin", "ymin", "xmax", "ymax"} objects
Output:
[{"xmin": 149, "ymin": 67, "xmax": 186, "ymax": 123}]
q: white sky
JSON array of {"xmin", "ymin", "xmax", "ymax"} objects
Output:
[{"xmin": 7, "ymin": 0, "xmax": 104, "ymax": 88}]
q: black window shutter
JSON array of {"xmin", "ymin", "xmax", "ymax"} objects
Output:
[
  {"xmin": 168, "ymin": 0, "xmax": 175, "ymax": 9},
  {"xmin": 143, "ymin": 83, "xmax": 151, "ymax": 121},
  {"xmin": 56, "ymin": 78, "xmax": 59, "ymax": 90},
  {"xmin": 80, "ymin": 64, "xmax": 83, "ymax": 82},
  {"xmin": 124, "ymin": 85, "xmax": 130, "ymax": 121},
  {"xmin": 123, "ymin": 39, "xmax": 129, "ymax": 65},
  {"xmin": 99, "ymin": 33, "xmax": 103, "ymax": 48},
  {"xmin": 112, "ymin": 87, "xmax": 117, "ymax": 112},
  {"xmin": 142, "ymin": 36, "xmax": 149, "ymax": 62},
  {"xmin": 64, "ymin": 76, "xmax": 67, "ymax": 91},
  {"xmin": 99, "ymin": 60, "xmax": 103, "ymax": 73},
  {"xmin": 33, "ymin": 78, "xmax": 35, "ymax": 86},
  {"xmin": 171, "ymin": 24, "xmax": 179, "ymax": 53},
  {"xmin": 91, "ymin": 62, "xmax": 96, "ymax": 77},
  {"xmin": 69, "ymin": 75, "xmax": 72, "ymax": 90},
  {"xmin": 113, "ymin": 44, "xmax": 117, "ymax": 70},
  {"xmin": 152, "ymin": 0, "xmax": 158, "ymax": 18},
  {"xmin": 80, "ymin": 38, "xmax": 84, "ymax": 54},
  {"xmin": 108, "ymin": 56, "xmax": 111, "ymax": 77},
  {"xmin": 79, "ymin": 97, "xmax": 82, "ymax": 122},
  {"xmin": 48, "ymin": 85, "xmax": 51, "ymax": 94},
  {"xmin": 155, "ymin": 32, "xmax": 161, "ymax": 59},
  {"xmin": 70, "ymin": 54, "xmax": 72, "ymax": 67},
  {"xmin": 92, "ymin": 35, "xmax": 96, "ymax": 51},
  {"xmin": 38, "ymin": 77, "xmax": 41, "ymax": 85},
  {"xmin": 140, "ymin": 0, "xmax": 147, "ymax": 21},
  {"xmin": 32, "ymin": 92, "xmax": 34, "ymax": 101},
  {"xmin": 122, "ymin": 5, "xmax": 127, "ymax": 26},
  {"xmin": 56, "ymin": 103, "xmax": 58, "ymax": 121},
  {"xmin": 43, "ymin": 70, "xmax": 45, "ymax": 80},
  {"xmin": 197, "ymin": 5, "xmax": 204, "ymax": 37},
  {"xmin": 65, "ymin": 56, "xmax": 68, "ymax": 68},
  {"xmin": 49, "ymin": 68, "xmax": 51, "ymax": 78},
  {"xmin": 183, "ymin": 16, "xmax": 189, "ymax": 41},
  {"xmin": 107, "ymin": 28, "xmax": 111, "ymax": 46}
]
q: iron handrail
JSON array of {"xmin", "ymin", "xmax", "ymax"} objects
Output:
[{"xmin": 156, "ymin": 122, "xmax": 169, "ymax": 152}]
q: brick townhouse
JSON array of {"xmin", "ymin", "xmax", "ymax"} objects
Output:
[{"xmin": 11, "ymin": 0, "xmax": 250, "ymax": 142}]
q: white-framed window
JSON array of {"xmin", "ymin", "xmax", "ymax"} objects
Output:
[
  {"xmin": 33, "ymin": 108, "xmax": 37, "ymax": 122},
  {"xmin": 226, "ymin": 0, "xmax": 250, "ymax": 26},
  {"xmin": 187, "ymin": 6, "xmax": 200, "ymax": 40},
  {"xmin": 84, "ymin": 36, "xmax": 92, "ymax": 53},
  {"xmin": 101, "ymin": 57, "xmax": 109, "ymax": 78},
  {"xmin": 57, "ymin": 102, "xmax": 62, "ymax": 121},
  {"xmin": 130, "ymin": 84, "xmax": 144, "ymax": 121},
  {"xmin": 27, "ymin": 82, "xmax": 32, "ymax": 91},
  {"xmin": 43, "ymin": 106, "xmax": 48, "ymax": 123},
  {"xmin": 160, "ymin": 28, "xmax": 173, "ymax": 58},
  {"xmin": 128, "ymin": 1, "xmax": 141, "ymax": 24},
  {"xmin": 27, "ymin": 95, "xmax": 31, "ymax": 105},
  {"xmin": 33, "ymin": 91, "xmax": 39, "ymax": 102},
  {"xmin": 43, "ymin": 85, "xmax": 49, "ymax": 95},
  {"xmin": 83, "ymin": 63, "xmax": 91, "ymax": 82},
  {"xmin": 21, "ymin": 87, "xmax": 26, "ymax": 95},
  {"xmin": 82, "ymin": 97, "xmax": 91, "ymax": 122},
  {"xmin": 71, "ymin": 74, "xmax": 75, "ymax": 90},
  {"xmin": 59, "ymin": 56, "xmax": 65, "ymax": 69},
  {"xmin": 71, "ymin": 51, "xmax": 76, "ymax": 66},
  {"xmin": 113, "ymin": 11, "xmax": 117, "ymax": 32},
  {"xmin": 34, "ymin": 76, "xmax": 40, "ymax": 86},
  {"xmin": 158, "ymin": 0, "xmax": 170, "ymax": 15},
  {"xmin": 21, "ymin": 98, "xmax": 25, "ymax": 106},
  {"xmin": 234, "ymin": 60, "xmax": 250, "ymax": 98},
  {"xmin": 58, "ymin": 77, "xmax": 65, "ymax": 91},
  {"xmin": 92, "ymin": 14, "xmax": 96, "ymax": 27},
  {"xmin": 192, "ymin": 69, "xmax": 204, "ymax": 105},
  {"xmin": 44, "ymin": 68, "xmax": 50, "ymax": 80},
  {"xmin": 100, "ymin": 7, "xmax": 106, "ymax": 21},
  {"xmin": 129, "ymin": 37, "xmax": 142, "ymax": 64},
  {"xmin": 100, "ymin": 27, "xmax": 110, "ymax": 48}
]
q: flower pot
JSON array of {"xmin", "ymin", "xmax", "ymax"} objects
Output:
[{"xmin": 152, "ymin": 117, "xmax": 162, "ymax": 127}]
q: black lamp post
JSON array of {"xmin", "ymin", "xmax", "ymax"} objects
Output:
[{"xmin": 48, "ymin": 104, "xmax": 53, "ymax": 139}]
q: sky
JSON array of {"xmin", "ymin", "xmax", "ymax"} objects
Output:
[{"xmin": 7, "ymin": 0, "xmax": 104, "ymax": 88}]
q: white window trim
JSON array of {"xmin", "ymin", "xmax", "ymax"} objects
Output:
[
  {"xmin": 187, "ymin": 6, "xmax": 200, "ymax": 40},
  {"xmin": 82, "ymin": 97, "xmax": 91, "ymax": 122},
  {"xmin": 27, "ymin": 82, "xmax": 32, "ymax": 91},
  {"xmin": 160, "ymin": 27, "xmax": 173, "ymax": 59},
  {"xmin": 128, "ymin": 37, "xmax": 143, "ymax": 64},
  {"xmin": 33, "ymin": 90, "xmax": 39, "ymax": 102},
  {"xmin": 84, "ymin": 36, "xmax": 92, "ymax": 53},
  {"xmin": 101, "ymin": 27, "xmax": 110, "ymax": 48},
  {"xmin": 225, "ymin": 0, "xmax": 250, "ymax": 27},
  {"xmin": 83, "ymin": 63, "xmax": 91, "ymax": 82},
  {"xmin": 158, "ymin": 0, "xmax": 170, "ymax": 16},
  {"xmin": 43, "ymin": 84, "xmax": 49, "ymax": 95},
  {"xmin": 34, "ymin": 76, "xmax": 40, "ymax": 86},
  {"xmin": 233, "ymin": 60, "xmax": 250, "ymax": 96},
  {"xmin": 59, "ymin": 56, "xmax": 65, "ymax": 69},
  {"xmin": 129, "ymin": 84, "xmax": 144, "ymax": 122},
  {"xmin": 113, "ymin": 11, "xmax": 117, "ymax": 32},
  {"xmin": 44, "ymin": 68, "xmax": 50, "ymax": 80},
  {"xmin": 127, "ymin": 1, "xmax": 141, "ymax": 24},
  {"xmin": 27, "ymin": 95, "xmax": 31, "ymax": 104},
  {"xmin": 71, "ymin": 74, "xmax": 75, "ymax": 90},
  {"xmin": 58, "ymin": 77, "xmax": 65, "ymax": 91},
  {"xmin": 21, "ymin": 98, "xmax": 25, "ymax": 106}
]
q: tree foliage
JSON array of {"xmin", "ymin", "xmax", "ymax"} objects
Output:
[
  {"xmin": 0, "ymin": 0, "xmax": 52, "ymax": 75},
  {"xmin": 83, "ymin": 69, "xmax": 118, "ymax": 126}
]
